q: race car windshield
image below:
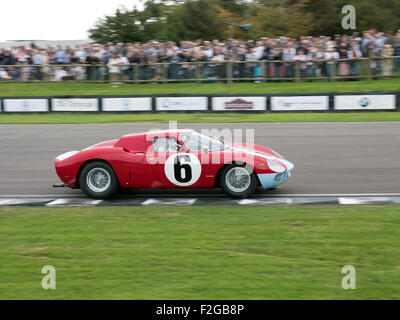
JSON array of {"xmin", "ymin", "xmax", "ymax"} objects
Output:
[{"xmin": 180, "ymin": 132, "xmax": 228, "ymax": 151}]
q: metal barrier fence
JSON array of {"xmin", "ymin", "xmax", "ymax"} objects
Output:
[{"xmin": 0, "ymin": 57, "xmax": 399, "ymax": 83}]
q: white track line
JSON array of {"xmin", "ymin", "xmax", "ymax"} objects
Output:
[
  {"xmin": 1, "ymin": 193, "xmax": 400, "ymax": 198},
  {"xmin": 46, "ymin": 199, "xmax": 102, "ymax": 206},
  {"xmin": 257, "ymin": 193, "xmax": 400, "ymax": 197},
  {"xmin": 142, "ymin": 198, "xmax": 197, "ymax": 205}
]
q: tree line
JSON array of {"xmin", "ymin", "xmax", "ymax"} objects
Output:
[{"xmin": 88, "ymin": 0, "xmax": 400, "ymax": 43}]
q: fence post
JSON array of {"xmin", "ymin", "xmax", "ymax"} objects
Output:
[
  {"xmin": 295, "ymin": 61, "xmax": 301, "ymax": 82},
  {"xmin": 163, "ymin": 63, "xmax": 168, "ymax": 84},
  {"xmin": 364, "ymin": 58, "xmax": 372, "ymax": 80},
  {"xmin": 134, "ymin": 64, "xmax": 139, "ymax": 83},
  {"xmin": 103, "ymin": 65, "xmax": 109, "ymax": 82},
  {"xmin": 195, "ymin": 62, "xmax": 201, "ymax": 83},
  {"xmin": 227, "ymin": 61, "xmax": 233, "ymax": 84},
  {"xmin": 331, "ymin": 61, "xmax": 336, "ymax": 82},
  {"xmin": 100, "ymin": 65, "xmax": 104, "ymax": 82},
  {"xmin": 17, "ymin": 65, "xmax": 23, "ymax": 82},
  {"xmin": 262, "ymin": 61, "xmax": 267, "ymax": 82}
]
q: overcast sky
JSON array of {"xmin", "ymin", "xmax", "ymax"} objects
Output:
[{"xmin": 0, "ymin": 0, "xmax": 143, "ymax": 42}]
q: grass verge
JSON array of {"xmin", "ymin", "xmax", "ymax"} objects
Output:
[
  {"xmin": 0, "ymin": 79, "xmax": 399, "ymax": 96},
  {"xmin": 1, "ymin": 112, "xmax": 400, "ymax": 124},
  {"xmin": 0, "ymin": 205, "xmax": 399, "ymax": 299}
]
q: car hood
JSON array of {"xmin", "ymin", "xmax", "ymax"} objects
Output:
[
  {"xmin": 229, "ymin": 143, "xmax": 294, "ymax": 172},
  {"xmin": 83, "ymin": 139, "xmax": 118, "ymax": 150},
  {"xmin": 230, "ymin": 142, "xmax": 283, "ymax": 159}
]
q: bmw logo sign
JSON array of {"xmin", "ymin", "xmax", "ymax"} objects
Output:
[{"xmin": 359, "ymin": 97, "xmax": 370, "ymax": 108}]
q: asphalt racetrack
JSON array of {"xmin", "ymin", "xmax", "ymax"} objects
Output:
[{"xmin": 0, "ymin": 122, "xmax": 399, "ymax": 197}]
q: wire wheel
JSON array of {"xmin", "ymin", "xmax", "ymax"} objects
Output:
[
  {"xmin": 225, "ymin": 166, "xmax": 251, "ymax": 193},
  {"xmin": 86, "ymin": 167, "xmax": 111, "ymax": 193}
]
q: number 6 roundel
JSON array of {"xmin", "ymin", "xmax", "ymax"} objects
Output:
[{"xmin": 164, "ymin": 153, "xmax": 202, "ymax": 186}]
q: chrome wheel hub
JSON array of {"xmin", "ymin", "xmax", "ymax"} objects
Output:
[
  {"xmin": 86, "ymin": 168, "xmax": 111, "ymax": 193},
  {"xmin": 225, "ymin": 167, "xmax": 251, "ymax": 193}
]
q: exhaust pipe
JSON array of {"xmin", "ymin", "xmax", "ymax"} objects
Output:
[{"xmin": 52, "ymin": 183, "xmax": 68, "ymax": 188}]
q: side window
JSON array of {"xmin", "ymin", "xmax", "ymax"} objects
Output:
[{"xmin": 152, "ymin": 137, "xmax": 181, "ymax": 153}]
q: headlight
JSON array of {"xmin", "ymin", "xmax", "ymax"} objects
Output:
[
  {"xmin": 56, "ymin": 151, "xmax": 79, "ymax": 161},
  {"xmin": 267, "ymin": 159, "xmax": 286, "ymax": 173}
]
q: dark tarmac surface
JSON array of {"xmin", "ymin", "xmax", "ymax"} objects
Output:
[{"xmin": 0, "ymin": 122, "xmax": 399, "ymax": 197}]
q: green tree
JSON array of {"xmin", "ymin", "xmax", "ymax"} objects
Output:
[
  {"xmin": 217, "ymin": 0, "xmax": 249, "ymax": 15},
  {"xmin": 340, "ymin": 0, "xmax": 400, "ymax": 33},
  {"xmin": 304, "ymin": 0, "xmax": 400, "ymax": 36},
  {"xmin": 88, "ymin": 0, "xmax": 400, "ymax": 43},
  {"xmin": 249, "ymin": 0, "xmax": 314, "ymax": 38},
  {"xmin": 88, "ymin": 2, "xmax": 171, "ymax": 43},
  {"xmin": 166, "ymin": 0, "xmax": 224, "ymax": 41},
  {"xmin": 88, "ymin": 8, "xmax": 144, "ymax": 43},
  {"xmin": 303, "ymin": 0, "xmax": 340, "ymax": 36}
]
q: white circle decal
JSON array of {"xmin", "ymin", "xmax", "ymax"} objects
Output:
[{"xmin": 164, "ymin": 153, "xmax": 202, "ymax": 186}]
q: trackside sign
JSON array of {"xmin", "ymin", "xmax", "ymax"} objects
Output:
[
  {"xmin": 52, "ymin": 98, "xmax": 99, "ymax": 112},
  {"xmin": 271, "ymin": 96, "xmax": 329, "ymax": 111},
  {"xmin": 3, "ymin": 99, "xmax": 49, "ymax": 112},
  {"xmin": 156, "ymin": 97, "xmax": 207, "ymax": 111},
  {"xmin": 212, "ymin": 97, "xmax": 266, "ymax": 111},
  {"xmin": 334, "ymin": 95, "xmax": 396, "ymax": 110},
  {"xmin": 102, "ymin": 97, "xmax": 152, "ymax": 111}
]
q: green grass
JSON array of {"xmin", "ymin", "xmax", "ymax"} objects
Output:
[
  {"xmin": 0, "ymin": 78, "xmax": 399, "ymax": 96},
  {"xmin": 0, "ymin": 112, "xmax": 399, "ymax": 124},
  {"xmin": 0, "ymin": 205, "xmax": 399, "ymax": 300}
]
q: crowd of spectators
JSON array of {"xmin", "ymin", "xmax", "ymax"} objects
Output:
[{"xmin": 0, "ymin": 29, "xmax": 399, "ymax": 82}]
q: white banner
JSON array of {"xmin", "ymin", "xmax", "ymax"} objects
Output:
[
  {"xmin": 102, "ymin": 97, "xmax": 152, "ymax": 111},
  {"xmin": 271, "ymin": 96, "xmax": 329, "ymax": 111},
  {"xmin": 156, "ymin": 97, "xmax": 207, "ymax": 111},
  {"xmin": 335, "ymin": 95, "xmax": 396, "ymax": 110},
  {"xmin": 52, "ymin": 98, "xmax": 99, "ymax": 112},
  {"xmin": 212, "ymin": 97, "xmax": 266, "ymax": 111},
  {"xmin": 3, "ymin": 99, "xmax": 48, "ymax": 112}
]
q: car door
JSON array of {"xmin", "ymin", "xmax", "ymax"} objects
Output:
[{"xmin": 149, "ymin": 136, "xmax": 205, "ymax": 188}]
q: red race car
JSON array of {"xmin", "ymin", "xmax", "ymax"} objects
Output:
[{"xmin": 54, "ymin": 129, "xmax": 294, "ymax": 199}]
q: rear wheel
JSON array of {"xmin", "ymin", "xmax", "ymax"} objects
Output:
[
  {"xmin": 79, "ymin": 161, "xmax": 119, "ymax": 199},
  {"xmin": 219, "ymin": 164, "xmax": 258, "ymax": 199}
]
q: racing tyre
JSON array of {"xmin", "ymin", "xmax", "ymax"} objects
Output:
[
  {"xmin": 79, "ymin": 161, "xmax": 119, "ymax": 199},
  {"xmin": 219, "ymin": 164, "xmax": 258, "ymax": 199}
]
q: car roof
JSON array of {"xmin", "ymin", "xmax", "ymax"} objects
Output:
[
  {"xmin": 144, "ymin": 129, "xmax": 194, "ymax": 137},
  {"xmin": 120, "ymin": 129, "xmax": 193, "ymax": 139},
  {"xmin": 115, "ymin": 129, "xmax": 194, "ymax": 151}
]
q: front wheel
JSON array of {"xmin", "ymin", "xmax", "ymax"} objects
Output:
[
  {"xmin": 79, "ymin": 161, "xmax": 119, "ymax": 199},
  {"xmin": 219, "ymin": 164, "xmax": 258, "ymax": 199}
]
